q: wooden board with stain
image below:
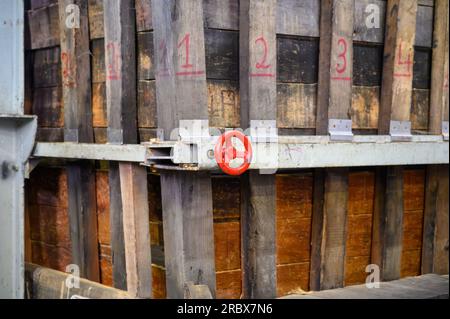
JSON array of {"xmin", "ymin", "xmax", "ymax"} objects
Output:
[{"xmin": 344, "ymin": 171, "xmax": 375, "ymax": 286}]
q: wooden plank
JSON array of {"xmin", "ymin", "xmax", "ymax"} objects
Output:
[
  {"xmin": 152, "ymin": 0, "xmax": 216, "ymax": 298},
  {"xmin": 28, "ymin": 3, "xmax": 60, "ymax": 49},
  {"xmin": 103, "ymin": 0, "xmax": 146, "ymax": 293},
  {"xmin": 283, "ymin": 274, "xmax": 449, "ymax": 299},
  {"xmin": 25, "ymin": 263, "xmax": 131, "ymax": 299},
  {"xmin": 57, "ymin": 0, "xmax": 99, "ymax": 281},
  {"xmin": 239, "ymin": 0, "xmax": 277, "ymax": 299},
  {"xmin": 422, "ymin": 1, "xmax": 449, "ymax": 275},
  {"xmin": 276, "ymin": 0, "xmax": 320, "ymax": 37},
  {"xmin": 372, "ymin": 0, "xmax": 418, "ymax": 282},
  {"xmin": 310, "ymin": 0, "xmax": 353, "ymax": 291},
  {"xmin": 119, "ymin": 163, "xmax": 152, "ymax": 298}
]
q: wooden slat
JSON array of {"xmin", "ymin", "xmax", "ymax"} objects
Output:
[
  {"xmin": 310, "ymin": 0, "xmax": 353, "ymax": 291},
  {"xmin": 103, "ymin": 0, "xmax": 152, "ymax": 297},
  {"xmin": 372, "ymin": 0, "xmax": 418, "ymax": 281},
  {"xmin": 422, "ymin": 1, "xmax": 449, "ymax": 275},
  {"xmin": 152, "ymin": 0, "xmax": 216, "ymax": 298},
  {"xmin": 57, "ymin": 0, "xmax": 99, "ymax": 281},
  {"xmin": 25, "ymin": 263, "xmax": 131, "ymax": 299},
  {"xmin": 239, "ymin": 0, "xmax": 277, "ymax": 299},
  {"xmin": 119, "ymin": 163, "xmax": 152, "ymax": 298}
]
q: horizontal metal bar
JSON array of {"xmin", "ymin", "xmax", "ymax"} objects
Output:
[
  {"xmin": 32, "ymin": 136, "xmax": 449, "ymax": 170},
  {"xmin": 33, "ymin": 142, "xmax": 147, "ymax": 162},
  {"xmin": 275, "ymin": 140, "xmax": 448, "ymax": 169}
]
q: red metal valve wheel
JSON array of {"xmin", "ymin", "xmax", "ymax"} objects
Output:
[{"xmin": 214, "ymin": 130, "xmax": 252, "ymax": 176}]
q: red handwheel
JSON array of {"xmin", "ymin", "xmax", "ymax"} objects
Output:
[{"xmin": 214, "ymin": 130, "xmax": 252, "ymax": 176}]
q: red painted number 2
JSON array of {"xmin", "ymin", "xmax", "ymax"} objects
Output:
[
  {"xmin": 250, "ymin": 36, "xmax": 274, "ymax": 77},
  {"xmin": 255, "ymin": 36, "xmax": 271, "ymax": 69}
]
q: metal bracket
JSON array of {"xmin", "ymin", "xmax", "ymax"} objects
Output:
[
  {"xmin": 390, "ymin": 120, "xmax": 412, "ymax": 142},
  {"xmin": 442, "ymin": 121, "xmax": 449, "ymax": 141},
  {"xmin": 328, "ymin": 119, "xmax": 353, "ymax": 142}
]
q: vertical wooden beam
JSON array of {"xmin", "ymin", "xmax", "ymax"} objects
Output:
[
  {"xmin": 239, "ymin": 0, "xmax": 277, "ymax": 299},
  {"xmin": 310, "ymin": 0, "xmax": 353, "ymax": 291},
  {"xmin": 152, "ymin": 0, "xmax": 216, "ymax": 298},
  {"xmin": 58, "ymin": 0, "xmax": 99, "ymax": 281},
  {"xmin": 422, "ymin": 1, "xmax": 449, "ymax": 275},
  {"xmin": 372, "ymin": 0, "xmax": 418, "ymax": 281},
  {"xmin": 119, "ymin": 163, "xmax": 152, "ymax": 298},
  {"xmin": 103, "ymin": 0, "xmax": 138, "ymax": 291},
  {"xmin": 103, "ymin": 0, "xmax": 152, "ymax": 297}
]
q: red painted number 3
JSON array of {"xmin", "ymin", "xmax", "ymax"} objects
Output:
[{"xmin": 335, "ymin": 38, "xmax": 347, "ymax": 74}]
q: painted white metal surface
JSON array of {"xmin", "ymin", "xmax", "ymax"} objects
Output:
[
  {"xmin": 0, "ymin": 0, "xmax": 24, "ymax": 115},
  {"xmin": 0, "ymin": 0, "xmax": 38, "ymax": 299},
  {"xmin": 33, "ymin": 135, "xmax": 449, "ymax": 169},
  {"xmin": 33, "ymin": 142, "xmax": 148, "ymax": 162}
]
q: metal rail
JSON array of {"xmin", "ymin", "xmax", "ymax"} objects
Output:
[{"xmin": 32, "ymin": 134, "xmax": 449, "ymax": 171}]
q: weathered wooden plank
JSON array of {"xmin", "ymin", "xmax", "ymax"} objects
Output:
[
  {"xmin": 28, "ymin": 3, "xmax": 60, "ymax": 49},
  {"xmin": 119, "ymin": 163, "xmax": 152, "ymax": 298},
  {"xmin": 88, "ymin": 0, "xmax": 104, "ymax": 39},
  {"xmin": 137, "ymin": 32, "xmax": 155, "ymax": 80},
  {"xmin": 203, "ymin": 0, "xmax": 238, "ymax": 30},
  {"xmin": 353, "ymin": 44, "xmax": 383, "ymax": 86},
  {"xmin": 373, "ymin": 0, "xmax": 418, "ymax": 281},
  {"xmin": 103, "ymin": 0, "xmax": 143, "ymax": 293},
  {"xmin": 152, "ymin": 0, "xmax": 216, "ymax": 298},
  {"xmin": 32, "ymin": 86, "xmax": 63, "ymax": 128},
  {"xmin": 423, "ymin": 1, "xmax": 449, "ymax": 275},
  {"xmin": 208, "ymin": 79, "xmax": 240, "ymax": 128},
  {"xmin": 277, "ymin": 37, "xmax": 319, "ymax": 84},
  {"xmin": 136, "ymin": 0, "xmax": 152, "ymax": 32},
  {"xmin": 277, "ymin": 83, "xmax": 316, "ymax": 128},
  {"xmin": 205, "ymin": 29, "xmax": 239, "ymax": 80},
  {"xmin": 58, "ymin": 0, "xmax": 99, "ymax": 281},
  {"xmin": 276, "ymin": 0, "xmax": 320, "ymax": 37},
  {"xmin": 239, "ymin": 0, "xmax": 277, "ymax": 299},
  {"xmin": 283, "ymin": 274, "xmax": 449, "ymax": 299},
  {"xmin": 25, "ymin": 263, "xmax": 131, "ymax": 299},
  {"xmin": 137, "ymin": 80, "xmax": 157, "ymax": 128},
  {"xmin": 310, "ymin": 0, "xmax": 353, "ymax": 291},
  {"xmin": 33, "ymin": 47, "xmax": 61, "ymax": 88}
]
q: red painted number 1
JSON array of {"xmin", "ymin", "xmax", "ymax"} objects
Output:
[{"xmin": 178, "ymin": 33, "xmax": 194, "ymax": 69}]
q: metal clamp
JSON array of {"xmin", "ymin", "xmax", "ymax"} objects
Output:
[
  {"xmin": 390, "ymin": 120, "xmax": 412, "ymax": 142},
  {"xmin": 328, "ymin": 119, "xmax": 353, "ymax": 142},
  {"xmin": 442, "ymin": 121, "xmax": 449, "ymax": 141}
]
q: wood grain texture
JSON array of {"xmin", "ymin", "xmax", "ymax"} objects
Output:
[
  {"xmin": 310, "ymin": 0, "xmax": 353, "ymax": 291},
  {"xmin": 119, "ymin": 163, "xmax": 152, "ymax": 298},
  {"xmin": 345, "ymin": 172, "xmax": 375, "ymax": 286},
  {"xmin": 28, "ymin": 3, "xmax": 60, "ymax": 49},
  {"xmin": 152, "ymin": 0, "xmax": 216, "ymax": 298},
  {"xmin": 58, "ymin": 0, "xmax": 99, "ymax": 281},
  {"xmin": 103, "ymin": 0, "xmax": 139, "ymax": 291},
  {"xmin": 240, "ymin": 0, "xmax": 277, "ymax": 299},
  {"xmin": 422, "ymin": 5, "xmax": 448, "ymax": 272},
  {"xmin": 372, "ymin": 0, "xmax": 418, "ymax": 283}
]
